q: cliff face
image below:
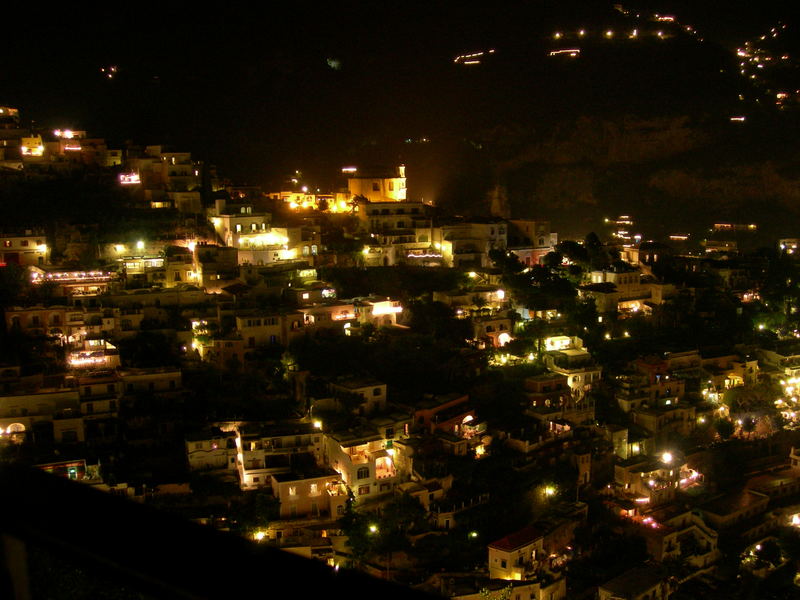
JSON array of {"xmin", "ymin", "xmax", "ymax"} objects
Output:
[
  {"xmin": 487, "ymin": 115, "xmax": 800, "ymax": 239},
  {"xmin": 498, "ymin": 116, "xmax": 707, "ymax": 169}
]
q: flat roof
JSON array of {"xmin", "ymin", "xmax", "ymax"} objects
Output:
[
  {"xmin": 601, "ymin": 566, "xmax": 666, "ymax": 596},
  {"xmin": 489, "ymin": 525, "xmax": 544, "ymax": 552}
]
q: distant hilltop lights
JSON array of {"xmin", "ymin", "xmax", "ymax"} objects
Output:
[
  {"xmin": 546, "ymin": 5, "xmax": 701, "ymax": 49},
  {"xmin": 735, "ymin": 23, "xmax": 795, "ymax": 110},
  {"xmin": 453, "ymin": 48, "xmax": 495, "ymax": 65}
]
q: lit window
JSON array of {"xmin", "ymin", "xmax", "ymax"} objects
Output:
[
  {"xmin": 310, "ymin": 483, "xmax": 318, "ymax": 495},
  {"xmin": 289, "ymin": 486, "xmax": 297, "ymax": 496}
]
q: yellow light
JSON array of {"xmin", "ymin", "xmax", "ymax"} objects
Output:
[
  {"xmin": 254, "ymin": 531, "xmax": 266, "ymax": 541},
  {"xmin": 369, "ymin": 524, "xmax": 378, "ymax": 534},
  {"xmin": 37, "ymin": 244, "xmax": 47, "ymax": 253},
  {"xmin": 605, "ymin": 30, "xmax": 614, "ymax": 38},
  {"xmin": 496, "ymin": 289, "xmax": 505, "ymax": 300},
  {"xmin": 362, "ymin": 246, "xmax": 370, "ymax": 255},
  {"xmin": 661, "ymin": 452, "xmax": 673, "ymax": 464},
  {"xmin": 468, "ymin": 271, "xmax": 477, "ymax": 278},
  {"xmin": 313, "ymin": 420, "xmax": 322, "ymax": 429},
  {"xmin": 554, "ymin": 32, "xmax": 562, "ymax": 39},
  {"xmin": 188, "ymin": 241, "xmax": 196, "ymax": 252},
  {"xmin": 137, "ymin": 240, "xmax": 145, "ymax": 250},
  {"xmin": 544, "ymin": 486, "xmax": 555, "ymax": 496}
]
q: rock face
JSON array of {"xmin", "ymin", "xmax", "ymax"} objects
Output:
[
  {"xmin": 498, "ymin": 116, "xmax": 706, "ymax": 169},
  {"xmin": 473, "ymin": 114, "xmax": 800, "ymax": 240}
]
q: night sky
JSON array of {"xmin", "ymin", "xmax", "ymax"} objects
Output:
[{"xmin": 1, "ymin": 2, "xmax": 792, "ymax": 194}]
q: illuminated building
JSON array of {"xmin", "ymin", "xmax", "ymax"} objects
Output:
[
  {"xmin": 472, "ymin": 314, "xmax": 513, "ymax": 348},
  {"xmin": 329, "ymin": 378, "xmax": 388, "ymax": 416},
  {"xmin": 76, "ymin": 371, "xmax": 122, "ymax": 442},
  {"xmin": 0, "ymin": 229, "xmax": 49, "ymax": 266},
  {"xmin": 20, "ymin": 136, "xmax": 45, "ymax": 158},
  {"xmin": 353, "ymin": 297, "xmax": 403, "ymax": 327},
  {"xmin": 780, "ymin": 238, "xmax": 800, "ymax": 255},
  {"xmin": 441, "ymin": 220, "xmax": 508, "ymax": 268},
  {"xmin": 544, "ymin": 337, "xmax": 601, "ymax": 403},
  {"xmin": 119, "ymin": 368, "xmax": 182, "ymax": 396},
  {"xmin": 234, "ymin": 310, "xmax": 306, "ymax": 348},
  {"xmin": 122, "ymin": 146, "xmax": 202, "ymax": 210},
  {"xmin": 614, "ymin": 454, "xmax": 682, "ymax": 507},
  {"xmin": 324, "ymin": 427, "xmax": 400, "ymax": 501},
  {"xmin": 0, "ymin": 386, "xmax": 84, "ymax": 444},
  {"xmin": 300, "ymin": 301, "xmax": 356, "ymax": 333},
  {"xmin": 68, "ymin": 340, "xmax": 121, "ymax": 370},
  {"xmin": 346, "ymin": 165, "xmax": 407, "ymax": 203},
  {"xmin": 358, "ymin": 199, "xmax": 433, "ymax": 232},
  {"xmin": 234, "ymin": 421, "xmax": 323, "ymax": 490},
  {"xmin": 5, "ymin": 305, "xmax": 117, "ymax": 347},
  {"xmin": 186, "ymin": 428, "xmax": 237, "ymax": 471},
  {"xmin": 507, "ymin": 219, "xmax": 558, "ymax": 267},
  {"xmin": 270, "ymin": 469, "xmax": 347, "ymax": 520},
  {"xmin": 488, "ymin": 525, "xmax": 546, "ymax": 580},
  {"xmin": 488, "ymin": 505, "xmax": 585, "ymax": 583}
]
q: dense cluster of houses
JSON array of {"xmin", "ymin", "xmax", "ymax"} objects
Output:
[{"xmin": 5, "ymin": 105, "xmax": 800, "ymax": 598}]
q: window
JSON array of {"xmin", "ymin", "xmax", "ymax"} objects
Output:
[
  {"xmin": 388, "ymin": 182, "xmax": 394, "ymax": 191},
  {"xmin": 85, "ymin": 403, "xmax": 94, "ymax": 414},
  {"xmin": 21, "ymin": 240, "xmax": 28, "ymax": 247},
  {"xmin": 289, "ymin": 486, "xmax": 297, "ymax": 496},
  {"xmin": 109, "ymin": 400, "xmax": 116, "ymax": 411},
  {"xmin": 235, "ymin": 223, "xmax": 242, "ymax": 233},
  {"xmin": 358, "ymin": 485, "xmax": 370, "ymax": 496},
  {"xmin": 501, "ymin": 559, "xmax": 507, "ymax": 569},
  {"xmin": 252, "ymin": 477, "xmax": 260, "ymax": 483},
  {"xmin": 107, "ymin": 384, "xmax": 115, "ymax": 394},
  {"xmin": 373, "ymin": 387, "xmax": 382, "ymax": 396},
  {"xmin": 372, "ymin": 182, "xmax": 380, "ymax": 191},
  {"xmin": 84, "ymin": 386, "xmax": 91, "ymax": 396},
  {"xmin": 357, "ymin": 467, "xmax": 369, "ymax": 480},
  {"xmin": 337, "ymin": 504, "xmax": 345, "ymax": 515},
  {"xmin": 251, "ymin": 223, "xmax": 257, "ymax": 232},
  {"xmin": 309, "ymin": 483, "xmax": 318, "ymax": 495}
]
